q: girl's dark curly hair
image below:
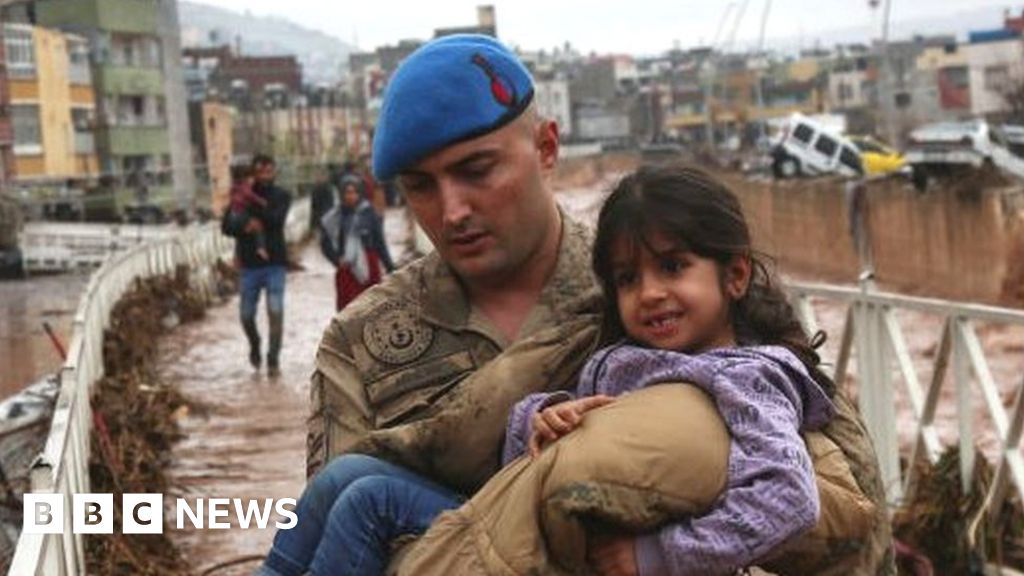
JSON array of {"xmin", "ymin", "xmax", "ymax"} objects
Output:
[{"xmin": 591, "ymin": 163, "xmax": 834, "ymax": 397}]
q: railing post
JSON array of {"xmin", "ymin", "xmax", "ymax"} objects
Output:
[
  {"xmin": 854, "ymin": 290, "xmax": 902, "ymax": 502},
  {"xmin": 953, "ymin": 316, "xmax": 975, "ymax": 492}
]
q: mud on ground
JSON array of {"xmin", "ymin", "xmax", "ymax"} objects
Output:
[{"xmin": 85, "ymin": 266, "xmax": 215, "ymax": 576}]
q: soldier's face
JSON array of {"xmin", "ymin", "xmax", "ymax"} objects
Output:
[{"xmin": 397, "ymin": 113, "xmax": 560, "ymax": 283}]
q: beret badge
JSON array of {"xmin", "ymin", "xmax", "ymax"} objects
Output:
[{"xmin": 472, "ymin": 53, "xmax": 516, "ymax": 109}]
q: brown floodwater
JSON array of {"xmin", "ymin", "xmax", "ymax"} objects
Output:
[{"xmin": 0, "ymin": 271, "xmax": 90, "ymax": 398}]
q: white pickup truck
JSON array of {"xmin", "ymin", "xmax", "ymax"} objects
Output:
[{"xmin": 904, "ymin": 120, "xmax": 1024, "ymax": 190}]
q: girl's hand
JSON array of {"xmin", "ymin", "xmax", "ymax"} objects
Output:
[
  {"xmin": 587, "ymin": 533, "xmax": 639, "ymax": 576},
  {"xmin": 527, "ymin": 395, "xmax": 615, "ymax": 456}
]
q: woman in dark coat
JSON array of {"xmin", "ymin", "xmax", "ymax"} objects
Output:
[{"xmin": 319, "ymin": 176, "xmax": 395, "ymax": 311}]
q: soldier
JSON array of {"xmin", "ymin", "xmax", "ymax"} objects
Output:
[{"xmin": 306, "ymin": 33, "xmax": 603, "ymax": 490}]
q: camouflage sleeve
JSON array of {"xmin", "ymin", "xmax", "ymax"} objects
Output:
[{"xmin": 306, "ymin": 317, "xmax": 373, "ymax": 478}]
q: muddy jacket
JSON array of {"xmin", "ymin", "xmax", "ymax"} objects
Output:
[{"xmin": 306, "ymin": 213, "xmax": 604, "ymax": 493}]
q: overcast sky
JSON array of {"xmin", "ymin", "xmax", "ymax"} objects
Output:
[{"xmin": 194, "ymin": 0, "xmax": 1016, "ymax": 54}]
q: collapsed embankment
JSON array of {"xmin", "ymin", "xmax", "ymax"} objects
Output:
[{"xmin": 554, "ymin": 153, "xmax": 1024, "ymax": 307}]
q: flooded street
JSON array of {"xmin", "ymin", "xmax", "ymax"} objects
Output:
[{"xmin": 0, "ymin": 271, "xmax": 89, "ymax": 398}]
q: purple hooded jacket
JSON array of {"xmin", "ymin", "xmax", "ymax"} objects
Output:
[{"xmin": 502, "ymin": 344, "xmax": 836, "ymax": 576}]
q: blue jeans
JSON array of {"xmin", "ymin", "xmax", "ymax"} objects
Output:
[
  {"xmin": 261, "ymin": 454, "xmax": 463, "ymax": 576},
  {"xmin": 239, "ymin": 265, "xmax": 286, "ymax": 362}
]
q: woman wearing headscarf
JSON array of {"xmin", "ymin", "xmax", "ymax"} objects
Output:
[{"xmin": 319, "ymin": 175, "xmax": 396, "ymax": 311}]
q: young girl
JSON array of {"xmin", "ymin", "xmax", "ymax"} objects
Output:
[
  {"xmin": 260, "ymin": 164, "xmax": 835, "ymax": 576},
  {"xmin": 502, "ymin": 163, "xmax": 837, "ymax": 574},
  {"xmin": 225, "ymin": 165, "xmax": 268, "ymax": 261}
]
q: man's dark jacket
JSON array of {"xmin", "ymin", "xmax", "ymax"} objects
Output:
[{"xmin": 221, "ymin": 181, "xmax": 292, "ymax": 268}]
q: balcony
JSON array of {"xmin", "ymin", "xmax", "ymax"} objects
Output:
[
  {"xmin": 100, "ymin": 126, "xmax": 169, "ymax": 157},
  {"xmin": 36, "ymin": 0, "xmax": 158, "ymax": 35},
  {"xmin": 95, "ymin": 66, "xmax": 163, "ymax": 96}
]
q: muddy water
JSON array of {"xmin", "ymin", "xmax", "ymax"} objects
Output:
[
  {"xmin": 0, "ymin": 272, "xmax": 89, "ymax": 398},
  {"xmin": 163, "ymin": 208, "xmax": 412, "ymax": 574}
]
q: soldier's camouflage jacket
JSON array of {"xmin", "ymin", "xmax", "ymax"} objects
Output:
[{"xmin": 307, "ymin": 214, "xmax": 604, "ymax": 493}]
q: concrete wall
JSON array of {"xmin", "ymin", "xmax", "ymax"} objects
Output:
[
  {"xmin": 719, "ymin": 173, "xmax": 1024, "ymax": 306},
  {"xmin": 201, "ymin": 102, "xmax": 233, "ymax": 214}
]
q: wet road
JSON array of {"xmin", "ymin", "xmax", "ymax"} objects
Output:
[
  {"xmin": 162, "ymin": 208, "xmax": 413, "ymax": 574},
  {"xmin": 0, "ymin": 271, "xmax": 89, "ymax": 398}
]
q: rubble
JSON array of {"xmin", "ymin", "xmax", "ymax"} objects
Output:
[
  {"xmin": 893, "ymin": 447, "xmax": 1024, "ymax": 573},
  {"xmin": 83, "ymin": 264, "xmax": 223, "ymax": 575}
]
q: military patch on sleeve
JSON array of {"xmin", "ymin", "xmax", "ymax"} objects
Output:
[{"xmin": 363, "ymin": 301, "xmax": 434, "ymax": 365}]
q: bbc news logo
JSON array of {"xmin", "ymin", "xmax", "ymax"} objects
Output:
[{"xmin": 24, "ymin": 494, "xmax": 297, "ymax": 534}]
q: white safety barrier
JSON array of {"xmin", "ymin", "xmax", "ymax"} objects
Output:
[
  {"xmin": 787, "ymin": 281, "xmax": 1024, "ymax": 521},
  {"xmin": 19, "ymin": 196, "xmax": 312, "ymax": 274},
  {"xmin": 8, "ymin": 197, "xmax": 310, "ymax": 575},
  {"xmin": 20, "ymin": 222, "xmax": 177, "ymax": 273}
]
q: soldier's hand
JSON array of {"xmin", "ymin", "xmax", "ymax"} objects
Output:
[{"xmin": 528, "ymin": 395, "xmax": 615, "ymax": 456}]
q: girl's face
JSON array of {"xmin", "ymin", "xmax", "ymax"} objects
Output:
[{"xmin": 610, "ymin": 231, "xmax": 746, "ymax": 354}]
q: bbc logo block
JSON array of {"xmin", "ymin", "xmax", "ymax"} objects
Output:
[
  {"xmin": 25, "ymin": 493, "xmax": 160, "ymax": 534},
  {"xmin": 23, "ymin": 493, "xmax": 296, "ymax": 534}
]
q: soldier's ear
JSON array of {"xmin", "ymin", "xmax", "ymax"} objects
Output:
[{"xmin": 535, "ymin": 119, "xmax": 559, "ymax": 170}]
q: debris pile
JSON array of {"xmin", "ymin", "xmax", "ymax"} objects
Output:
[
  {"xmin": 85, "ymin": 264, "xmax": 220, "ymax": 575},
  {"xmin": 893, "ymin": 447, "xmax": 1024, "ymax": 573}
]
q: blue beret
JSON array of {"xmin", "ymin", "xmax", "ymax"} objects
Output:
[{"xmin": 372, "ymin": 34, "xmax": 535, "ymax": 181}]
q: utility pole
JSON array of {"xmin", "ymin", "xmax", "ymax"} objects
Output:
[
  {"xmin": 874, "ymin": 0, "xmax": 898, "ymax": 145},
  {"xmin": 753, "ymin": 0, "xmax": 773, "ymax": 143},
  {"xmin": 704, "ymin": 3, "xmax": 736, "ymax": 147}
]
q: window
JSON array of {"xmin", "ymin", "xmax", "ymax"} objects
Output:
[
  {"xmin": 838, "ymin": 83, "xmax": 853, "ymax": 103},
  {"xmin": 68, "ymin": 38, "xmax": 91, "ymax": 85},
  {"xmin": 72, "ymin": 108, "xmax": 95, "ymax": 154},
  {"xmin": 3, "ymin": 24, "xmax": 36, "ymax": 79},
  {"xmin": 839, "ymin": 146, "xmax": 863, "ymax": 173},
  {"xmin": 894, "ymin": 92, "xmax": 912, "ymax": 108},
  {"xmin": 814, "ymin": 133, "xmax": 837, "ymax": 157},
  {"xmin": 984, "ymin": 65, "xmax": 1010, "ymax": 92},
  {"xmin": 11, "ymin": 104, "xmax": 41, "ymax": 152},
  {"xmin": 792, "ymin": 123, "xmax": 814, "ymax": 143}
]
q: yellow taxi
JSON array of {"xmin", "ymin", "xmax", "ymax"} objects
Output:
[{"xmin": 849, "ymin": 136, "xmax": 907, "ymax": 176}]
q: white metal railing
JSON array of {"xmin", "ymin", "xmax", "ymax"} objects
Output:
[
  {"xmin": 787, "ymin": 280, "xmax": 1024, "ymax": 520},
  {"xmin": 8, "ymin": 224, "xmax": 231, "ymax": 575},
  {"xmin": 19, "ymin": 196, "xmax": 311, "ymax": 274},
  {"xmin": 8, "ymin": 197, "xmax": 311, "ymax": 575},
  {"xmin": 20, "ymin": 222, "xmax": 178, "ymax": 273}
]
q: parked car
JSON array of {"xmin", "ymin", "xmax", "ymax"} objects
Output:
[
  {"xmin": 904, "ymin": 120, "xmax": 1024, "ymax": 190},
  {"xmin": 771, "ymin": 113, "xmax": 863, "ymax": 178},
  {"xmin": 848, "ymin": 136, "xmax": 907, "ymax": 176}
]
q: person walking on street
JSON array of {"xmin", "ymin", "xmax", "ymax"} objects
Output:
[
  {"xmin": 221, "ymin": 154, "xmax": 292, "ymax": 375},
  {"xmin": 319, "ymin": 175, "xmax": 395, "ymax": 311}
]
